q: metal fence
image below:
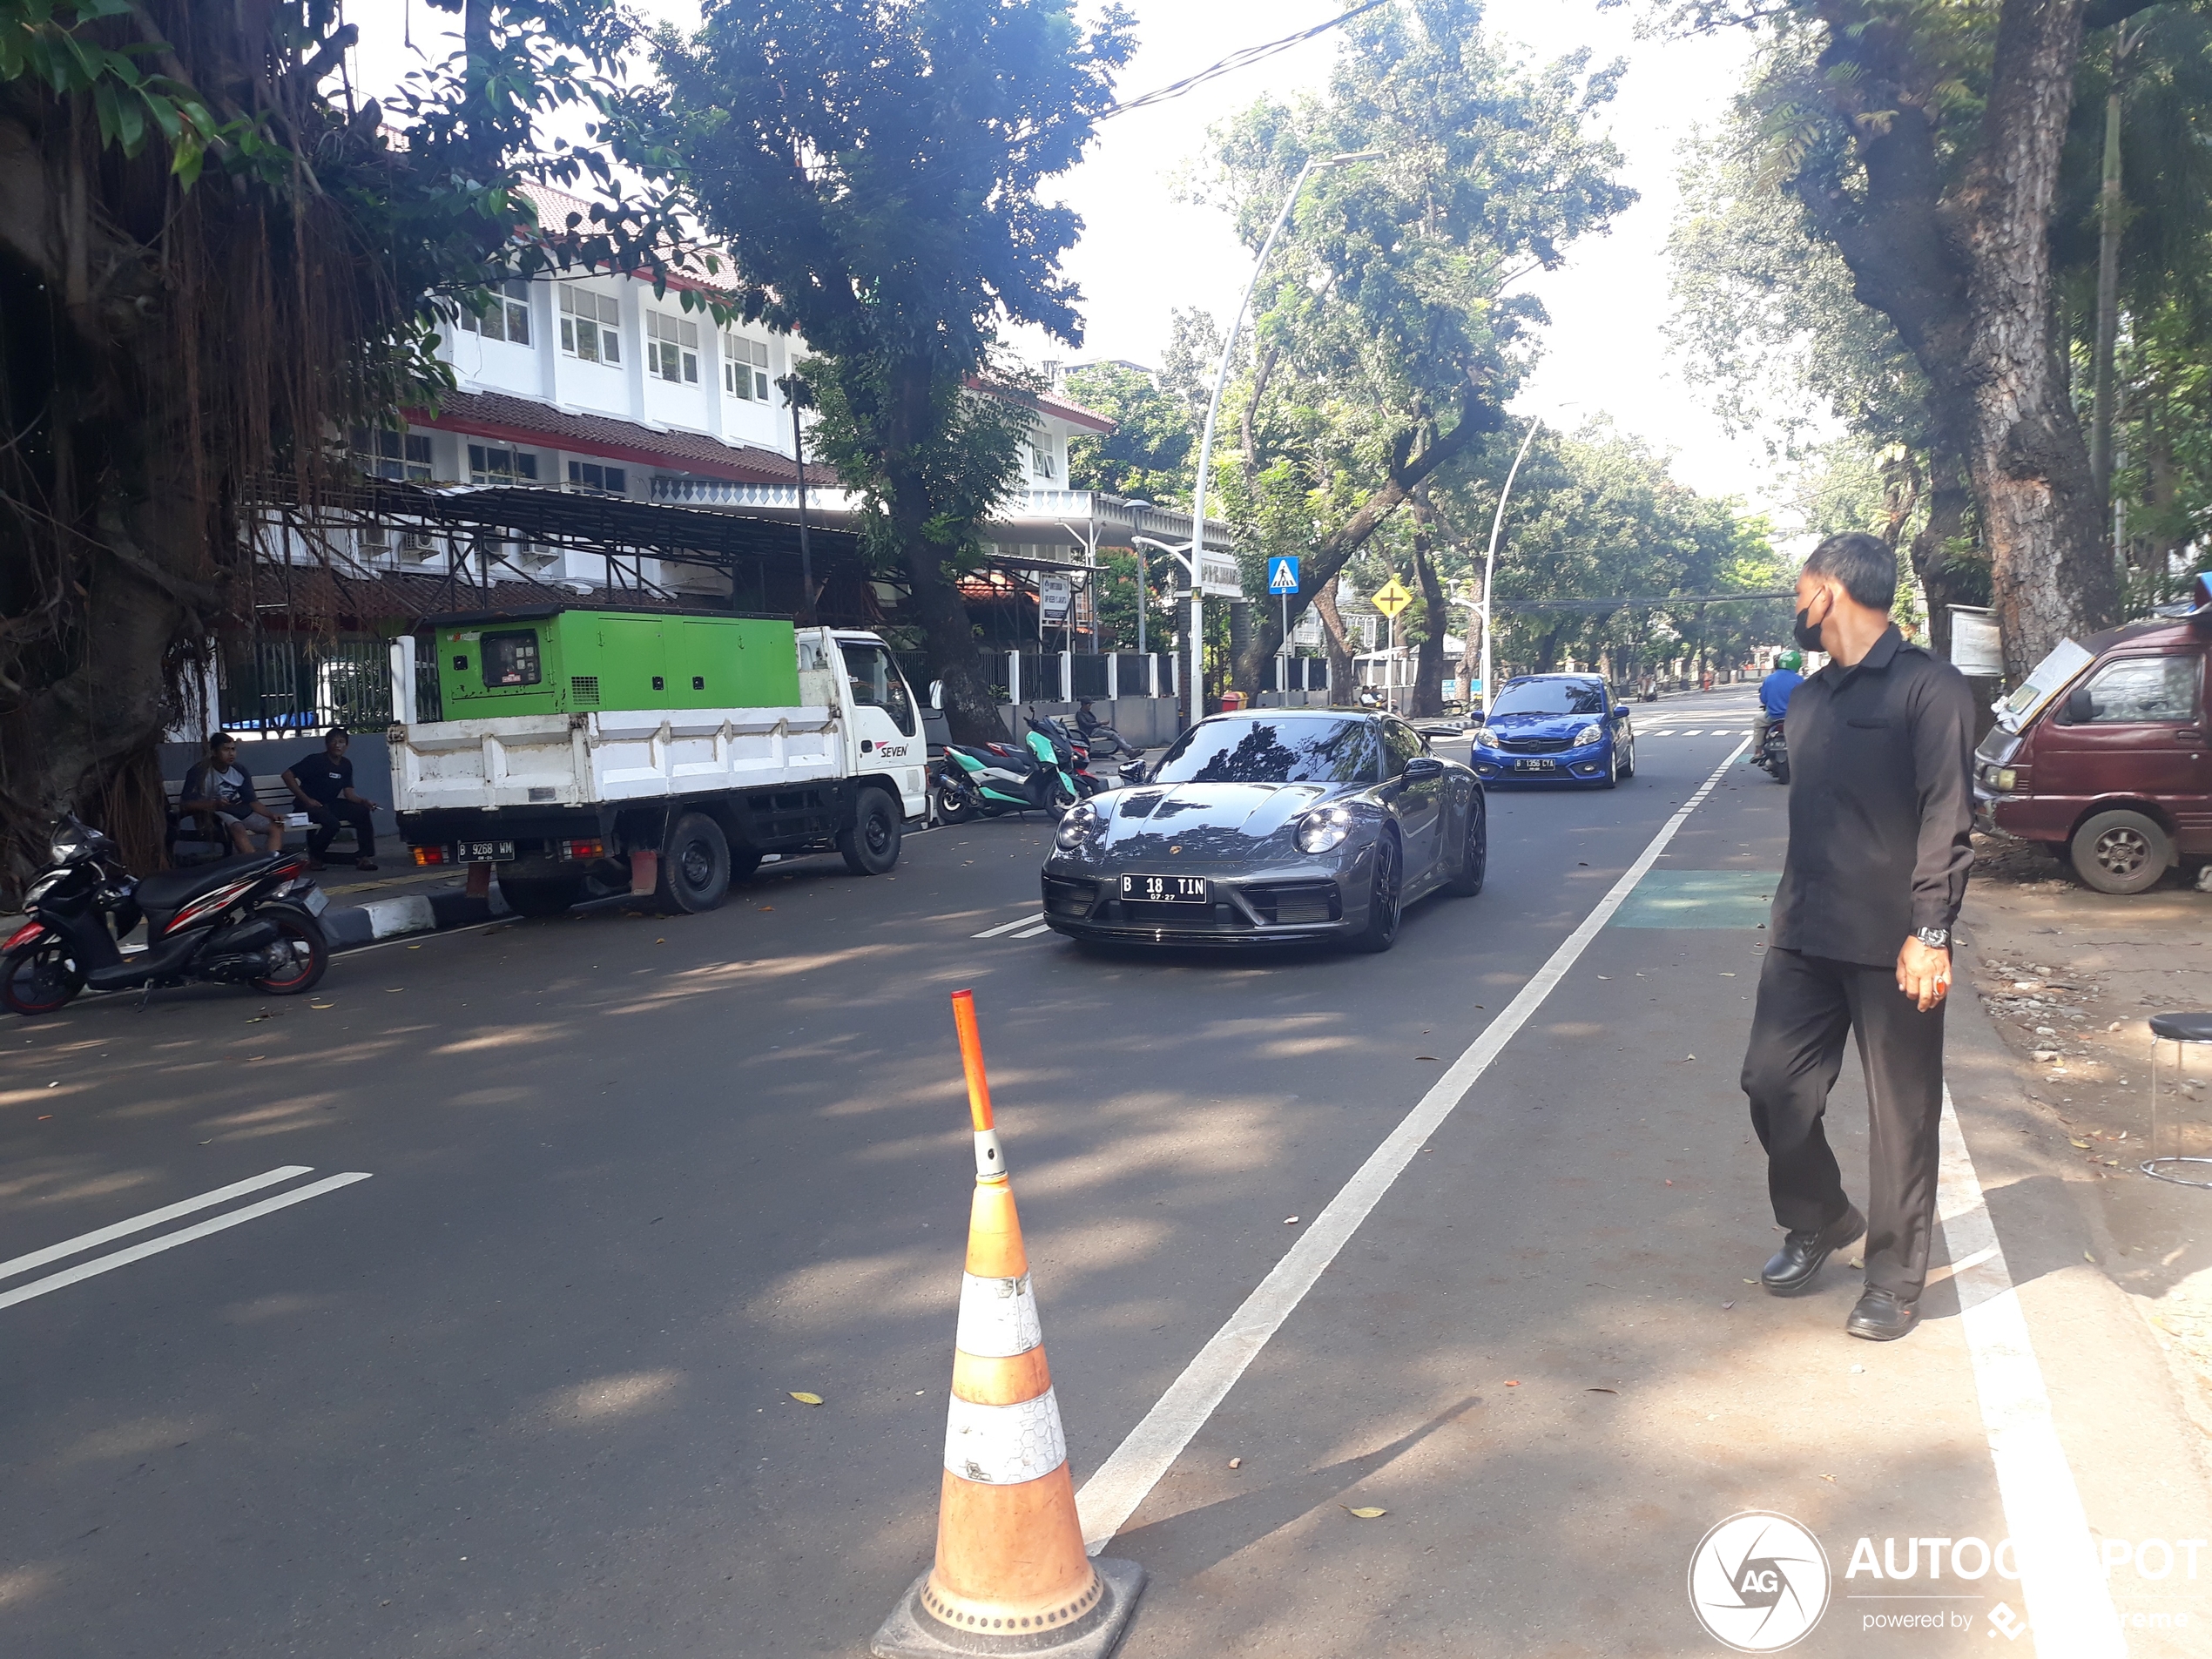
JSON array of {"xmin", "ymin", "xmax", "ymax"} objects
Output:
[
  {"xmin": 219, "ymin": 637, "xmax": 391, "ymax": 734},
  {"xmin": 1264, "ymin": 658, "xmax": 1330, "ymax": 692}
]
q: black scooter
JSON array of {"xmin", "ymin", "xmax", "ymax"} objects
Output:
[
  {"xmin": 1753, "ymin": 718, "xmax": 1791, "ymax": 785},
  {"xmin": 2, "ymin": 816, "xmax": 331, "ymax": 1015}
]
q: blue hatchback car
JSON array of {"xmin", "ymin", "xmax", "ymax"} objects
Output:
[{"xmin": 1470, "ymin": 674, "xmax": 1636, "ymax": 787}]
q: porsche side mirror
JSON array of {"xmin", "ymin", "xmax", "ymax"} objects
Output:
[{"xmin": 1403, "ymin": 755, "xmax": 1446, "ymax": 782}]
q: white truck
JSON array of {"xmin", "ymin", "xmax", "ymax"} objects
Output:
[{"xmin": 387, "ymin": 607, "xmax": 927, "ymax": 915}]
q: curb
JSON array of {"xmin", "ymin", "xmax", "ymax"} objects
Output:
[{"xmin": 322, "ymin": 886, "xmax": 512, "ymax": 949}]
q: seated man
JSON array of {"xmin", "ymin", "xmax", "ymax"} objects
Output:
[
  {"xmin": 181, "ymin": 731, "xmax": 284, "ymax": 856},
  {"xmin": 282, "ymin": 725, "xmax": 381, "ymax": 871}
]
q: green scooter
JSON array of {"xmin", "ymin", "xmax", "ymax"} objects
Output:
[{"xmin": 934, "ymin": 727, "xmax": 1076, "ymax": 824}]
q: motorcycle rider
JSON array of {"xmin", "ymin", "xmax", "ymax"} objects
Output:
[{"xmin": 1755, "ymin": 649, "xmax": 1805, "ymax": 759}]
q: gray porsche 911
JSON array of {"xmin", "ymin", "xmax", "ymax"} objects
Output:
[{"xmin": 1040, "ymin": 709, "xmax": 1487, "ymax": 952}]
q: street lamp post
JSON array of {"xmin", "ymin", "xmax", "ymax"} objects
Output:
[
  {"xmin": 1187, "ymin": 148, "xmax": 1382, "ymax": 723},
  {"xmin": 1477, "ymin": 413, "xmax": 1547, "ymax": 721},
  {"xmin": 1131, "ymin": 531, "xmax": 1194, "ymax": 704}
]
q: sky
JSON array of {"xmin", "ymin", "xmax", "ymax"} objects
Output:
[{"xmin": 350, "ymin": 1, "xmax": 1784, "ymax": 516}]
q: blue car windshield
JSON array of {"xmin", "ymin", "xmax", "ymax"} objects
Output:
[
  {"xmin": 1151, "ymin": 718, "xmax": 1377, "ymax": 785},
  {"xmin": 1489, "ymin": 679, "xmax": 1606, "ymax": 718}
]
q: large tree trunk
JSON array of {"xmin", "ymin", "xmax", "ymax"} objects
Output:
[
  {"xmin": 2088, "ymin": 31, "xmax": 2128, "ymax": 501},
  {"xmin": 883, "ymin": 355, "xmax": 1008, "ymax": 745},
  {"xmin": 1798, "ymin": 0, "xmax": 2123, "ymax": 684},
  {"xmin": 1312, "ymin": 577, "xmax": 1357, "ymax": 707},
  {"xmin": 1910, "ymin": 447, "xmax": 1974, "ymax": 663}
]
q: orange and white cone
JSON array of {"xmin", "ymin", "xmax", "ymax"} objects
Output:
[{"xmin": 872, "ymin": 990, "xmax": 1145, "ymax": 1659}]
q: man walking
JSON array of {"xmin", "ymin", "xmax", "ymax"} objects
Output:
[{"xmin": 1740, "ymin": 532, "xmax": 1975, "ymax": 1341}]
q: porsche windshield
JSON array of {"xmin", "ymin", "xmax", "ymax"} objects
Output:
[
  {"xmin": 1489, "ymin": 679, "xmax": 1606, "ymax": 718},
  {"xmin": 1151, "ymin": 718, "xmax": 1377, "ymax": 786}
]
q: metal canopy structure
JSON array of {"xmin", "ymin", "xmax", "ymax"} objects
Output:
[{"xmin": 253, "ymin": 476, "xmax": 876, "ymax": 624}]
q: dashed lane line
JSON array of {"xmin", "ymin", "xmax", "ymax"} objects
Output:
[
  {"xmin": 972, "ymin": 914, "xmax": 1047, "ymax": 939},
  {"xmin": 1010, "ymin": 922, "xmax": 1055, "ymax": 940},
  {"xmin": 0, "ymin": 1171, "xmax": 373, "ymax": 1313}
]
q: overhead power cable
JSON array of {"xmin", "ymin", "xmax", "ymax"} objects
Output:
[{"xmin": 1102, "ymin": 1, "xmax": 1393, "ymax": 119}]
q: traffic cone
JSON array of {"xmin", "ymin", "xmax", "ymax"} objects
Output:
[{"xmin": 872, "ymin": 990, "xmax": 1145, "ymax": 1659}]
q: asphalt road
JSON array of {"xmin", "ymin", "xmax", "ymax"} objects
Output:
[{"xmin": 3, "ymin": 688, "xmax": 2202, "ymax": 1658}]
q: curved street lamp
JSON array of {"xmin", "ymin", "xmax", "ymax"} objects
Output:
[{"xmin": 1185, "ymin": 148, "xmax": 1384, "ymax": 724}]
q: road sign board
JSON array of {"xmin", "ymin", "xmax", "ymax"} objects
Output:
[
  {"xmin": 1371, "ymin": 577, "xmax": 1414, "ymax": 618},
  {"xmin": 1039, "ymin": 573, "xmax": 1072, "ymax": 621},
  {"xmin": 1197, "ymin": 549, "xmax": 1244, "ymax": 598},
  {"xmin": 1266, "ymin": 556, "xmax": 1300, "ymax": 595}
]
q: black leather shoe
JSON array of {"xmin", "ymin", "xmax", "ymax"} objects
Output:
[
  {"xmin": 1846, "ymin": 1286, "xmax": 1919, "ymax": 1341},
  {"xmin": 1760, "ymin": 1204, "xmax": 1866, "ymax": 1296}
]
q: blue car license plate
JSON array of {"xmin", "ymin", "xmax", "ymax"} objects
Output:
[
  {"xmin": 1513, "ymin": 758, "xmax": 1557, "ymax": 772},
  {"xmin": 1123, "ymin": 874, "xmax": 1208, "ymax": 904}
]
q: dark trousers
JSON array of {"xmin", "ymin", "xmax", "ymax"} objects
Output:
[
  {"xmin": 1740, "ymin": 947, "xmax": 1946, "ymax": 1298},
  {"xmin": 304, "ymin": 799, "xmax": 376, "ymax": 860}
]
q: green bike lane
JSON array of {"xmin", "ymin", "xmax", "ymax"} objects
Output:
[{"xmin": 1096, "ymin": 755, "xmax": 2211, "ymax": 1658}]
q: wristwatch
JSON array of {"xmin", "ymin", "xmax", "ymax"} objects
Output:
[{"xmin": 1914, "ymin": 927, "xmax": 1951, "ymax": 950}]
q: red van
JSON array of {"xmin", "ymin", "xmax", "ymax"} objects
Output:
[{"xmin": 1973, "ymin": 591, "xmax": 2211, "ymax": 894}]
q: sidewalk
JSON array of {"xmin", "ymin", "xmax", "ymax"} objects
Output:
[{"xmin": 1962, "ymin": 828, "xmax": 2212, "ymax": 1440}]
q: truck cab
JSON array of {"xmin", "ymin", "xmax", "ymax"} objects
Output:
[{"xmin": 1974, "ymin": 587, "xmax": 2212, "ymax": 894}]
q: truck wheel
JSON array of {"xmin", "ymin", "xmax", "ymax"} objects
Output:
[
  {"xmin": 2070, "ymin": 809, "xmax": 2171, "ymax": 894},
  {"xmin": 500, "ymin": 873, "xmax": 583, "ymax": 918},
  {"xmin": 839, "ymin": 786, "xmax": 902, "ymax": 875},
  {"xmin": 658, "ymin": 813, "xmax": 732, "ymax": 913}
]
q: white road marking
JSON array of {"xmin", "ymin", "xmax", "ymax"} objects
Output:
[
  {"xmin": 1936, "ymin": 1085, "xmax": 2124, "ymax": 1656},
  {"xmin": 972, "ymin": 914, "xmax": 1046, "ymax": 939},
  {"xmin": 0, "ymin": 1172, "xmax": 373, "ymax": 1313},
  {"xmin": 1011, "ymin": 922, "xmax": 1055, "ymax": 940},
  {"xmin": 1074, "ymin": 739, "xmax": 1750, "ymax": 1552},
  {"xmin": 0, "ymin": 1166, "xmax": 314, "ymax": 1282}
]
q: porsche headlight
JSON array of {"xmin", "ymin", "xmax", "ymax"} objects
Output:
[
  {"xmin": 1571, "ymin": 724, "xmax": 1606, "ymax": 749},
  {"xmin": 1296, "ymin": 803, "xmax": 1356, "ymax": 854},
  {"xmin": 1054, "ymin": 801, "xmax": 1103, "ymax": 852}
]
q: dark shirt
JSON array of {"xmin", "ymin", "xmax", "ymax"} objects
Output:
[
  {"xmin": 289, "ymin": 751, "xmax": 354, "ymax": 806},
  {"xmin": 1760, "ymin": 669, "xmax": 1803, "ymax": 719},
  {"xmin": 1771, "ymin": 625, "xmax": 1975, "ymax": 967}
]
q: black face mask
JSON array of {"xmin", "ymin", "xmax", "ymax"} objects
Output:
[{"xmin": 1792, "ymin": 606, "xmax": 1825, "ymax": 653}]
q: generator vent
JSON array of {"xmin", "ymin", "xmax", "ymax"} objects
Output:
[{"xmin": 570, "ymin": 675, "xmax": 600, "ymax": 706}]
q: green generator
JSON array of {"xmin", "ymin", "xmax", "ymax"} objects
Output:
[{"xmin": 432, "ymin": 607, "xmax": 803, "ymax": 718}]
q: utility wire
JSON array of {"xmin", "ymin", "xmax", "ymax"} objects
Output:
[
  {"xmin": 1491, "ymin": 590, "xmax": 1795, "ymax": 613},
  {"xmin": 1103, "ymin": 1, "xmax": 1393, "ymax": 118}
]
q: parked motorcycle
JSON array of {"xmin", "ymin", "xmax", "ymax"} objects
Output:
[
  {"xmin": 934, "ymin": 726, "xmax": 1079, "ymax": 823},
  {"xmin": 1026, "ymin": 713, "xmax": 1116, "ymax": 799},
  {"xmin": 1752, "ymin": 718, "xmax": 1791, "ymax": 785},
  {"xmin": 2, "ymin": 816, "xmax": 331, "ymax": 1015},
  {"xmin": 1639, "ymin": 678, "xmax": 1659, "ymax": 703},
  {"xmin": 1073, "ymin": 711, "xmax": 1142, "ymax": 762}
]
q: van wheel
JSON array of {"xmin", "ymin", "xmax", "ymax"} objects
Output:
[
  {"xmin": 658, "ymin": 813, "xmax": 732, "ymax": 912},
  {"xmin": 2071, "ymin": 809, "xmax": 2171, "ymax": 895},
  {"xmin": 500, "ymin": 873, "xmax": 583, "ymax": 918},
  {"xmin": 839, "ymin": 786, "xmax": 902, "ymax": 875}
]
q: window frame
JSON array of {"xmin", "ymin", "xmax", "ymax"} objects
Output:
[
  {"xmin": 2070, "ymin": 652, "xmax": 2201, "ymax": 725},
  {"xmin": 557, "ymin": 287, "xmax": 623, "ymax": 365}
]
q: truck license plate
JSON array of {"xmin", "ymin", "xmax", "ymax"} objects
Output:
[
  {"xmin": 1513, "ymin": 758, "xmax": 1556, "ymax": 772},
  {"xmin": 457, "ymin": 840, "xmax": 516, "ymax": 862},
  {"xmin": 1123, "ymin": 874, "xmax": 1208, "ymax": 905}
]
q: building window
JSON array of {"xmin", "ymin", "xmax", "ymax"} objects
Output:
[
  {"xmin": 467, "ymin": 444, "xmax": 539, "ymax": 485},
  {"xmin": 647, "ymin": 311, "xmax": 701, "ymax": 384},
  {"xmin": 557, "ymin": 287, "xmax": 623, "ymax": 364},
  {"xmin": 722, "ymin": 333, "xmax": 771, "ymax": 401},
  {"xmin": 460, "ymin": 280, "xmax": 532, "ymax": 345},
  {"xmin": 567, "ymin": 460, "xmax": 628, "ymax": 495},
  {"xmin": 1031, "ymin": 442, "xmax": 1057, "ymax": 481},
  {"xmin": 350, "ymin": 427, "xmax": 433, "ymax": 482}
]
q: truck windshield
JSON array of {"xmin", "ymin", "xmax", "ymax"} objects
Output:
[
  {"xmin": 1151, "ymin": 718, "xmax": 1377, "ymax": 785},
  {"xmin": 482, "ymin": 630, "xmax": 542, "ymax": 687}
]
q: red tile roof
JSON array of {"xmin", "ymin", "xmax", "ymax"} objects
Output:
[{"xmin": 411, "ymin": 389, "xmax": 840, "ymax": 485}]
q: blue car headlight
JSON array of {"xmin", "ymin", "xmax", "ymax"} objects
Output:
[
  {"xmin": 1054, "ymin": 801, "xmax": 1103, "ymax": 853},
  {"xmin": 1296, "ymin": 803, "xmax": 1356, "ymax": 854},
  {"xmin": 1572, "ymin": 724, "xmax": 1606, "ymax": 749}
]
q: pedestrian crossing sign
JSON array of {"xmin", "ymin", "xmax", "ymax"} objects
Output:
[
  {"xmin": 1266, "ymin": 556, "xmax": 1300, "ymax": 595},
  {"xmin": 1371, "ymin": 577, "xmax": 1414, "ymax": 617}
]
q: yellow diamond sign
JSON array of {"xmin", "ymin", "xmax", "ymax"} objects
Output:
[{"xmin": 1371, "ymin": 577, "xmax": 1414, "ymax": 618}]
